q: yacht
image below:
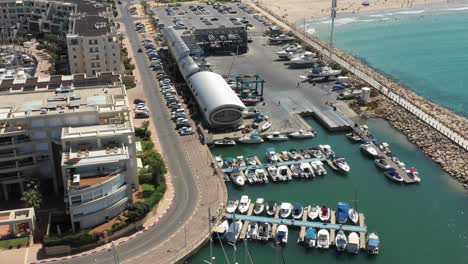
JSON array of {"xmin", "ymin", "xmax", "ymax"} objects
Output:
[
  {"xmin": 266, "ymin": 201, "xmax": 277, "ymax": 216},
  {"xmin": 213, "ymin": 139, "xmax": 236, "ymax": 147},
  {"xmin": 277, "ymin": 165, "xmax": 292, "ymax": 181},
  {"xmin": 333, "ymin": 157, "xmax": 350, "ymax": 173},
  {"xmin": 311, "ymin": 160, "xmax": 327, "ymax": 175},
  {"xmin": 304, "ymin": 228, "xmax": 316, "ymax": 248},
  {"xmin": 280, "ymin": 151, "xmax": 290, "ymax": 161},
  {"xmin": 276, "ymin": 225, "xmax": 288, "ymax": 244},
  {"xmin": 289, "ymin": 129, "xmax": 315, "ymax": 139},
  {"xmin": 255, "ymin": 169, "xmax": 269, "ymax": 183},
  {"xmin": 253, "ymin": 198, "xmax": 265, "ymax": 215},
  {"xmin": 300, "ymin": 162, "xmax": 315, "ymax": 178},
  {"xmin": 288, "ymin": 51, "xmax": 318, "ymax": 68},
  {"xmin": 316, "ymin": 229, "xmax": 330, "ymax": 249},
  {"xmin": 406, "ymin": 167, "xmax": 421, "ymax": 183},
  {"xmin": 360, "ymin": 143, "xmax": 379, "ymax": 157},
  {"xmin": 239, "ymin": 133, "xmax": 264, "ymax": 144},
  {"xmin": 287, "ymin": 149, "xmax": 301, "ymax": 160},
  {"xmin": 335, "ymin": 230, "xmax": 347, "ymax": 252},
  {"xmin": 279, "ymin": 202, "xmax": 293, "ymax": 218},
  {"xmin": 308, "ymin": 66, "xmax": 342, "ymax": 78},
  {"xmin": 215, "ymin": 156, "xmax": 223, "ymax": 168},
  {"xmin": 226, "ymin": 198, "xmax": 239, "ymax": 213},
  {"xmin": 307, "ymin": 205, "xmax": 320, "ymax": 221},
  {"xmin": 366, "ymin": 232, "xmax": 380, "ymax": 255},
  {"xmin": 230, "ymin": 169, "xmax": 245, "ymax": 186},
  {"xmin": 319, "ymin": 144, "xmax": 335, "ymax": 158},
  {"xmin": 238, "ymin": 195, "xmax": 251, "ymax": 214},
  {"xmin": 267, "ymin": 166, "xmax": 279, "ymax": 181},
  {"xmin": 226, "ymin": 220, "xmax": 243, "ymax": 243},
  {"xmin": 235, "ymin": 156, "xmax": 246, "ymax": 167},
  {"xmin": 212, "ymin": 219, "xmax": 229, "ymax": 239},
  {"xmin": 245, "ymin": 169, "xmax": 256, "ymax": 184},
  {"xmin": 347, "ymin": 232, "xmax": 360, "ymax": 254},
  {"xmin": 319, "ymin": 206, "xmax": 331, "ymax": 222},
  {"xmin": 266, "ymin": 148, "xmax": 280, "ymax": 162},
  {"xmin": 246, "ymin": 156, "xmax": 257, "ymax": 166},
  {"xmin": 346, "ymin": 132, "xmax": 362, "ymax": 142},
  {"xmin": 292, "ymin": 203, "xmax": 304, "ymax": 219},
  {"xmin": 374, "ymin": 158, "xmax": 391, "ymax": 170},
  {"xmin": 348, "ymin": 207, "xmax": 359, "ymax": 225},
  {"xmin": 246, "ymin": 222, "xmax": 259, "ymax": 240},
  {"xmin": 257, "ymin": 222, "xmax": 272, "ymax": 241},
  {"xmin": 290, "ymin": 163, "xmax": 303, "ymax": 177},
  {"xmin": 384, "ymin": 168, "xmax": 404, "ymax": 182},
  {"xmin": 266, "ymin": 131, "xmax": 289, "ymax": 141}
]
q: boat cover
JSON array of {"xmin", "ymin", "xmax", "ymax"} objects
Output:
[
  {"xmin": 306, "ymin": 228, "xmax": 316, "ymax": 239},
  {"xmin": 251, "ymin": 132, "xmax": 261, "ymax": 137},
  {"xmin": 368, "ymin": 238, "xmax": 379, "ymax": 247},
  {"xmin": 226, "ymin": 157, "xmax": 234, "ymax": 163},
  {"xmin": 337, "ymin": 202, "xmax": 350, "ymax": 222},
  {"xmin": 277, "ymin": 231, "xmax": 286, "ymax": 238}
]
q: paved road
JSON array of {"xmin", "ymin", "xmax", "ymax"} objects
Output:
[{"xmin": 58, "ymin": 3, "xmax": 199, "ymax": 264}]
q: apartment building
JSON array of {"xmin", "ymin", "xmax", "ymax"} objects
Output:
[
  {"xmin": 67, "ymin": 15, "xmax": 122, "ymax": 76},
  {"xmin": 0, "ymin": 73, "xmax": 138, "ymax": 231},
  {"xmin": 0, "ymin": 0, "xmax": 75, "ymax": 35}
]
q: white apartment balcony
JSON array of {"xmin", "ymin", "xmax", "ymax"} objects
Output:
[
  {"xmin": 61, "ymin": 121, "xmax": 133, "ymax": 140},
  {"xmin": 0, "ymin": 151, "xmax": 48, "ymax": 162},
  {"xmin": 69, "ymin": 184, "xmax": 128, "ymax": 216},
  {"xmin": 62, "ymin": 144, "xmax": 129, "ymax": 167},
  {"xmin": 68, "ymin": 170, "xmax": 125, "ymax": 195},
  {"xmin": 0, "ymin": 160, "xmax": 40, "ymax": 174}
]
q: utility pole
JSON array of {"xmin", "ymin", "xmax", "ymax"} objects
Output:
[
  {"xmin": 329, "ymin": 0, "xmax": 337, "ymax": 64},
  {"xmin": 111, "ymin": 241, "xmax": 120, "ymax": 264}
]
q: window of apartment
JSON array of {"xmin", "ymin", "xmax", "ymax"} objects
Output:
[
  {"xmin": 73, "ymin": 55, "xmax": 77, "ymax": 59},
  {"xmin": 93, "ymin": 189, "xmax": 103, "ymax": 199},
  {"xmin": 82, "ymin": 192, "xmax": 93, "ymax": 203},
  {"xmin": 74, "ymin": 63, "xmax": 77, "ymax": 67},
  {"xmin": 70, "ymin": 39, "xmax": 78, "ymax": 45},
  {"xmin": 71, "ymin": 195, "xmax": 82, "ymax": 205},
  {"xmin": 94, "ymin": 55, "xmax": 100, "ymax": 60},
  {"xmin": 96, "ymin": 62, "xmax": 100, "ymax": 67},
  {"xmin": 92, "ymin": 70, "xmax": 96, "ymax": 75},
  {"xmin": 112, "ymin": 53, "xmax": 115, "ymax": 57}
]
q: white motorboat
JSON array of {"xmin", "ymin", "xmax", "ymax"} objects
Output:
[
  {"xmin": 308, "ymin": 66, "xmax": 342, "ymax": 78},
  {"xmin": 257, "ymin": 222, "xmax": 272, "ymax": 241},
  {"xmin": 289, "ymin": 129, "xmax": 315, "ymax": 139},
  {"xmin": 239, "ymin": 133, "xmax": 264, "ymax": 144},
  {"xmin": 319, "ymin": 144, "xmax": 335, "ymax": 158},
  {"xmin": 245, "ymin": 169, "xmax": 256, "ymax": 184},
  {"xmin": 384, "ymin": 168, "xmax": 404, "ymax": 182},
  {"xmin": 378, "ymin": 142, "xmax": 392, "ymax": 155},
  {"xmin": 316, "ymin": 229, "xmax": 330, "ymax": 249},
  {"xmin": 267, "ymin": 166, "xmax": 279, "ymax": 181},
  {"xmin": 366, "ymin": 232, "xmax": 380, "ymax": 255},
  {"xmin": 266, "ymin": 148, "xmax": 280, "ymax": 162},
  {"xmin": 246, "ymin": 156, "xmax": 257, "ymax": 166},
  {"xmin": 348, "ymin": 208, "xmax": 359, "ymax": 225},
  {"xmin": 346, "ymin": 132, "xmax": 362, "ymax": 142},
  {"xmin": 276, "ymin": 225, "xmax": 288, "ymax": 244},
  {"xmin": 238, "ymin": 195, "xmax": 251, "ymax": 214},
  {"xmin": 292, "ymin": 203, "xmax": 304, "ymax": 220},
  {"xmin": 230, "ymin": 170, "xmax": 245, "ymax": 186},
  {"xmin": 391, "ymin": 156, "xmax": 406, "ymax": 170},
  {"xmin": 299, "ymin": 162, "xmax": 315, "ymax": 178},
  {"xmin": 253, "ymin": 198, "xmax": 265, "ymax": 215},
  {"xmin": 319, "ymin": 206, "xmax": 331, "ymax": 222},
  {"xmin": 268, "ymin": 34, "xmax": 295, "ymax": 44},
  {"xmin": 265, "ymin": 201, "xmax": 277, "ymax": 216},
  {"xmin": 360, "ymin": 143, "xmax": 379, "ymax": 157},
  {"xmin": 288, "ymin": 51, "xmax": 318, "ymax": 68},
  {"xmin": 277, "ymin": 165, "xmax": 292, "ymax": 181},
  {"xmin": 287, "ymin": 149, "xmax": 301, "ymax": 160},
  {"xmin": 335, "ymin": 230, "xmax": 347, "ymax": 252},
  {"xmin": 226, "ymin": 220, "xmax": 243, "ymax": 243},
  {"xmin": 246, "ymin": 222, "xmax": 259, "ymax": 240},
  {"xmin": 307, "ymin": 205, "xmax": 320, "ymax": 221},
  {"xmin": 333, "ymin": 157, "xmax": 350, "ymax": 173},
  {"xmin": 304, "ymin": 228, "xmax": 316, "ymax": 248},
  {"xmin": 212, "ymin": 219, "xmax": 229, "ymax": 239},
  {"xmin": 226, "ymin": 199, "xmax": 239, "ymax": 213},
  {"xmin": 374, "ymin": 158, "xmax": 391, "ymax": 170},
  {"xmin": 279, "ymin": 202, "xmax": 293, "ymax": 218},
  {"xmin": 280, "ymin": 151, "xmax": 290, "ymax": 161},
  {"xmin": 290, "ymin": 163, "xmax": 303, "ymax": 177},
  {"xmin": 213, "ymin": 139, "xmax": 236, "ymax": 147},
  {"xmin": 266, "ymin": 131, "xmax": 289, "ymax": 141},
  {"xmin": 215, "ymin": 156, "xmax": 223, "ymax": 168},
  {"xmin": 276, "ymin": 44, "xmax": 303, "ymax": 59},
  {"xmin": 235, "ymin": 156, "xmax": 246, "ymax": 167},
  {"xmin": 261, "ymin": 121, "xmax": 272, "ymax": 132},
  {"xmin": 406, "ymin": 167, "xmax": 421, "ymax": 183},
  {"xmin": 347, "ymin": 232, "xmax": 360, "ymax": 254},
  {"xmin": 255, "ymin": 169, "xmax": 268, "ymax": 183},
  {"xmin": 310, "ymin": 160, "xmax": 327, "ymax": 175}
]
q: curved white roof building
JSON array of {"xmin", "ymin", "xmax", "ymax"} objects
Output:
[
  {"xmin": 164, "ymin": 27, "xmax": 245, "ymax": 128},
  {"xmin": 188, "ymin": 72, "xmax": 245, "ymax": 127}
]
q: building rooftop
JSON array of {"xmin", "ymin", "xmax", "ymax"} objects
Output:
[
  {"xmin": 0, "ymin": 85, "xmax": 128, "ymax": 120},
  {"xmin": 73, "ymin": 16, "xmax": 112, "ymax": 36}
]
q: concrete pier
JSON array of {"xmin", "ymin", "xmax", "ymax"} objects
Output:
[
  {"xmin": 359, "ymin": 213, "xmax": 366, "ymax": 249},
  {"xmin": 330, "ymin": 210, "xmax": 336, "ymax": 245},
  {"xmin": 222, "ymin": 157, "xmax": 326, "ymax": 173},
  {"xmin": 239, "ymin": 203, "xmax": 255, "ymax": 240},
  {"xmin": 298, "ymin": 207, "xmax": 309, "ymax": 242}
]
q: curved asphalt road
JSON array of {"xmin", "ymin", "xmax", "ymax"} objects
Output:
[{"xmin": 58, "ymin": 2, "xmax": 199, "ymax": 264}]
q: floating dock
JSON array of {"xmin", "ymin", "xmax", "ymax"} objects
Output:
[
  {"xmin": 222, "ymin": 157, "xmax": 326, "ymax": 173},
  {"xmin": 300, "ymin": 110, "xmax": 351, "ymax": 132}
]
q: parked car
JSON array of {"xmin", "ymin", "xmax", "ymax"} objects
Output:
[
  {"xmin": 133, "ymin": 98, "xmax": 145, "ymax": 104},
  {"xmin": 179, "ymin": 127, "xmax": 194, "ymax": 136}
]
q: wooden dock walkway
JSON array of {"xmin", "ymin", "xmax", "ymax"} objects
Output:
[
  {"xmin": 271, "ymin": 206, "xmax": 280, "ymax": 237},
  {"xmin": 330, "ymin": 209, "xmax": 336, "ymax": 245},
  {"xmin": 298, "ymin": 207, "xmax": 309, "ymax": 242},
  {"xmin": 325, "ymin": 159, "xmax": 339, "ymax": 171},
  {"xmin": 239, "ymin": 203, "xmax": 255, "ymax": 240},
  {"xmin": 359, "ymin": 213, "xmax": 366, "ymax": 249}
]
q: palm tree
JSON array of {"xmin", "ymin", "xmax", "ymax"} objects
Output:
[{"xmin": 21, "ymin": 189, "xmax": 42, "ymax": 209}]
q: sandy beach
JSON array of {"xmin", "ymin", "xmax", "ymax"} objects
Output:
[{"xmin": 254, "ymin": 0, "xmax": 450, "ymax": 23}]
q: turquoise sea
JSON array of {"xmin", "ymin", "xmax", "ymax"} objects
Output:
[
  {"xmin": 186, "ymin": 118, "xmax": 468, "ymax": 264},
  {"xmin": 309, "ymin": 7, "xmax": 468, "ymax": 117}
]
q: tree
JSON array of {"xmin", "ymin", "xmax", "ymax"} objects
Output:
[{"xmin": 21, "ymin": 189, "xmax": 42, "ymax": 209}]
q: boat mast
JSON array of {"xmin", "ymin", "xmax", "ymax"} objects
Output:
[{"xmin": 329, "ymin": 0, "xmax": 337, "ymax": 65}]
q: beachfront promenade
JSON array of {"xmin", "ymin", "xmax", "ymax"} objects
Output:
[{"xmin": 245, "ymin": 0, "xmax": 467, "ymax": 151}]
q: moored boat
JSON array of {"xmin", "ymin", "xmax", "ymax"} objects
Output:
[
  {"xmin": 337, "ymin": 202, "xmax": 350, "ymax": 224},
  {"xmin": 261, "ymin": 121, "xmax": 272, "ymax": 132},
  {"xmin": 348, "ymin": 207, "xmax": 359, "ymax": 225},
  {"xmin": 213, "ymin": 139, "xmax": 236, "ymax": 147},
  {"xmin": 212, "ymin": 219, "xmax": 229, "ymax": 239},
  {"xmin": 280, "ymin": 151, "xmax": 290, "ymax": 161},
  {"xmin": 304, "ymin": 228, "xmax": 316, "ymax": 248},
  {"xmin": 230, "ymin": 169, "xmax": 245, "ymax": 186},
  {"xmin": 279, "ymin": 202, "xmax": 293, "ymax": 218},
  {"xmin": 289, "ymin": 129, "xmax": 315, "ymax": 139},
  {"xmin": 267, "ymin": 166, "xmax": 279, "ymax": 181},
  {"xmin": 226, "ymin": 198, "xmax": 239, "ymax": 213},
  {"xmin": 374, "ymin": 157, "xmax": 391, "ymax": 170},
  {"xmin": 253, "ymin": 198, "xmax": 265, "ymax": 215},
  {"xmin": 266, "ymin": 201, "xmax": 277, "ymax": 216},
  {"xmin": 384, "ymin": 168, "xmax": 404, "ymax": 182},
  {"xmin": 406, "ymin": 167, "xmax": 421, "ymax": 183},
  {"xmin": 316, "ymin": 229, "xmax": 330, "ymax": 249},
  {"xmin": 335, "ymin": 230, "xmax": 347, "ymax": 252},
  {"xmin": 226, "ymin": 220, "xmax": 243, "ymax": 243},
  {"xmin": 319, "ymin": 144, "xmax": 335, "ymax": 158},
  {"xmin": 290, "ymin": 163, "xmax": 303, "ymax": 177},
  {"xmin": 300, "ymin": 162, "xmax": 315, "ymax": 178},
  {"xmin": 266, "ymin": 131, "xmax": 289, "ymax": 141},
  {"xmin": 239, "ymin": 132, "xmax": 264, "ymax": 144},
  {"xmin": 266, "ymin": 148, "xmax": 280, "ymax": 162},
  {"xmin": 246, "ymin": 222, "xmax": 259, "ymax": 240},
  {"xmin": 307, "ymin": 205, "xmax": 320, "ymax": 221},
  {"xmin": 277, "ymin": 165, "xmax": 292, "ymax": 181},
  {"xmin": 276, "ymin": 225, "xmax": 288, "ymax": 244},
  {"xmin": 333, "ymin": 157, "xmax": 350, "ymax": 173},
  {"xmin": 292, "ymin": 203, "xmax": 304, "ymax": 219},
  {"xmin": 257, "ymin": 222, "xmax": 272, "ymax": 241},
  {"xmin": 346, "ymin": 132, "xmax": 362, "ymax": 142},
  {"xmin": 319, "ymin": 206, "xmax": 331, "ymax": 222},
  {"xmin": 238, "ymin": 195, "xmax": 251, "ymax": 214},
  {"xmin": 347, "ymin": 232, "xmax": 360, "ymax": 254},
  {"xmin": 215, "ymin": 156, "xmax": 223, "ymax": 168},
  {"xmin": 255, "ymin": 168, "xmax": 268, "ymax": 183},
  {"xmin": 366, "ymin": 232, "xmax": 380, "ymax": 255},
  {"xmin": 246, "ymin": 155, "xmax": 257, "ymax": 166},
  {"xmin": 311, "ymin": 160, "xmax": 327, "ymax": 175},
  {"xmin": 378, "ymin": 142, "xmax": 392, "ymax": 155},
  {"xmin": 360, "ymin": 143, "xmax": 379, "ymax": 157}
]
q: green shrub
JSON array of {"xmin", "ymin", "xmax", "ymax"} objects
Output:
[
  {"xmin": 44, "ymin": 231, "xmax": 98, "ymax": 247},
  {"xmin": 138, "ymin": 172, "xmax": 153, "ymax": 184},
  {"xmin": 127, "ymin": 202, "xmax": 150, "ymax": 222},
  {"xmin": 107, "ymin": 221, "xmax": 128, "ymax": 234},
  {"xmin": 135, "ymin": 128, "xmax": 151, "ymax": 140}
]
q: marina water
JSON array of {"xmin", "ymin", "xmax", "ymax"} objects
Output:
[
  {"xmin": 310, "ymin": 7, "xmax": 468, "ymax": 117},
  {"xmin": 187, "ymin": 118, "xmax": 468, "ymax": 263}
]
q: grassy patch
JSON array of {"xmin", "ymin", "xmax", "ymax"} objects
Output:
[
  {"xmin": 124, "ymin": 81, "xmax": 136, "ymax": 89},
  {"xmin": 0, "ymin": 237, "xmax": 29, "ymax": 249}
]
